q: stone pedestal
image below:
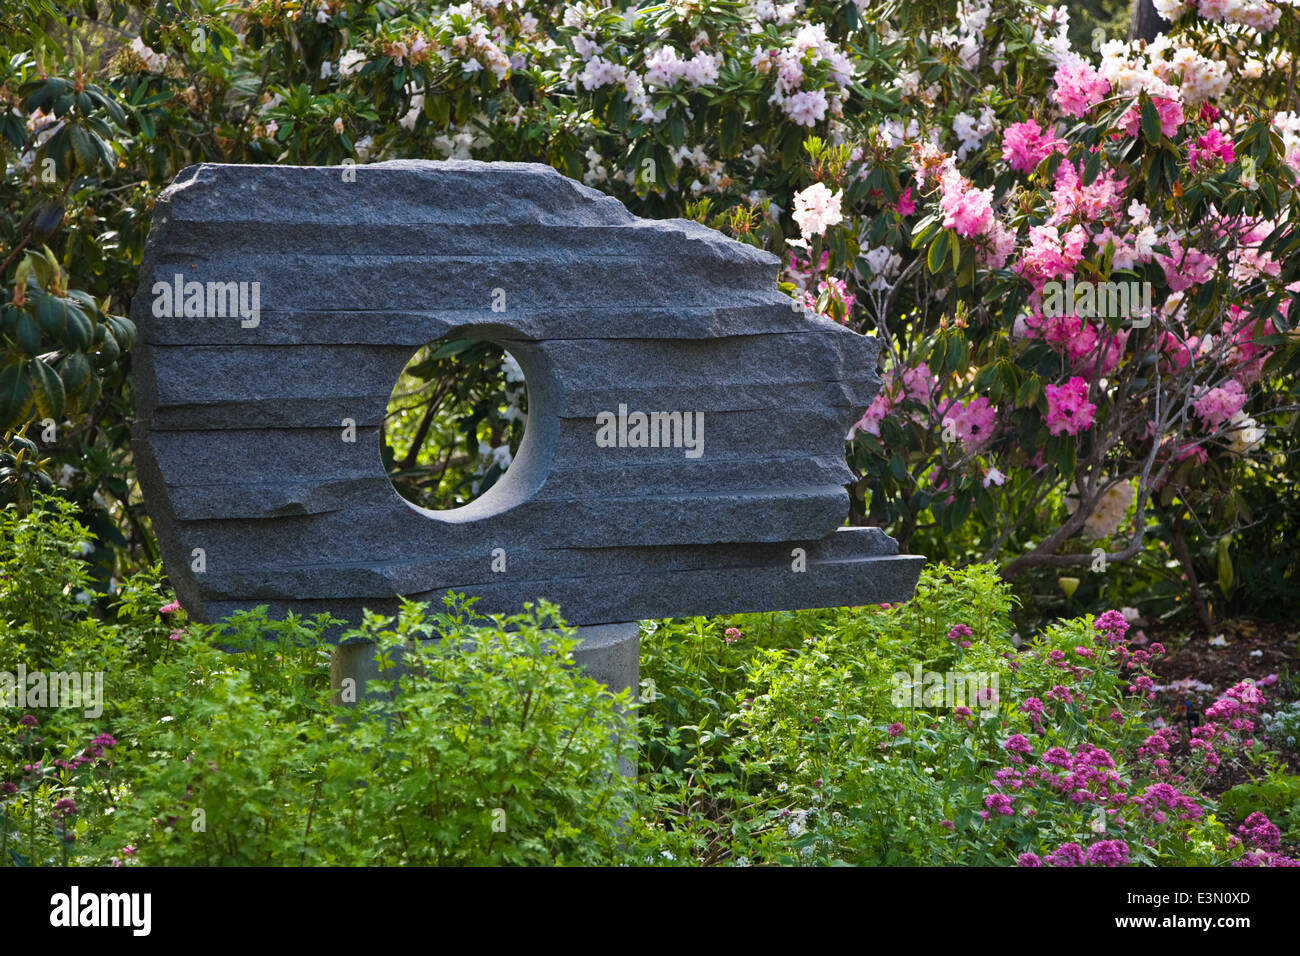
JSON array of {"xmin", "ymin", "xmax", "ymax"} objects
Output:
[{"xmin": 329, "ymin": 622, "xmax": 641, "ymax": 777}]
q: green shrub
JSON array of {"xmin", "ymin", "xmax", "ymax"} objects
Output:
[{"xmin": 1221, "ymin": 774, "xmax": 1300, "ymax": 845}]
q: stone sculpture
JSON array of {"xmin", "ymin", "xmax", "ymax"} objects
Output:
[{"xmin": 132, "ymin": 160, "xmax": 924, "ymax": 647}]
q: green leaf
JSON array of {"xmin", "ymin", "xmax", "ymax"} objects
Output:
[
  {"xmin": 1140, "ymin": 99, "xmax": 1162, "ymax": 146},
  {"xmin": 34, "ymin": 293, "xmax": 65, "ymax": 338},
  {"xmin": 0, "ymin": 362, "xmax": 33, "ymax": 431},
  {"xmin": 15, "ymin": 311, "xmax": 42, "ymax": 357},
  {"xmin": 430, "ymin": 338, "xmax": 475, "ymax": 360},
  {"xmin": 62, "ymin": 303, "xmax": 93, "ymax": 352},
  {"xmin": 927, "ymin": 230, "xmax": 950, "ymax": 274},
  {"xmin": 1015, "ymin": 375, "xmax": 1041, "ymax": 409},
  {"xmin": 70, "ymin": 124, "xmax": 99, "ymax": 172},
  {"xmin": 1217, "ymin": 538, "xmax": 1233, "ymax": 596},
  {"xmin": 1082, "ymin": 148, "xmax": 1101, "ymax": 186},
  {"xmin": 30, "ymin": 357, "xmax": 65, "ymax": 420},
  {"xmin": 59, "ymin": 352, "xmax": 92, "ymax": 395}
]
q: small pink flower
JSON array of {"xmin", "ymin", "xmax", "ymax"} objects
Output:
[
  {"xmin": 888, "ymin": 722, "xmax": 904, "ymax": 738},
  {"xmin": 159, "ymin": 601, "xmax": 181, "ymax": 615},
  {"xmin": 893, "ymin": 186, "xmax": 915, "ymax": 217},
  {"xmin": 168, "ymin": 629, "xmax": 184, "ymax": 642},
  {"xmin": 723, "ymin": 627, "xmax": 741, "ymax": 644}
]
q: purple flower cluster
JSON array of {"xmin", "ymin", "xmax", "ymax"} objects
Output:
[
  {"xmin": 1085, "ymin": 839, "xmax": 1130, "ymax": 866},
  {"xmin": 983, "ymin": 793, "xmax": 1015, "ymax": 816},
  {"xmin": 1130, "ymin": 783, "xmax": 1203, "ymax": 824},
  {"xmin": 1093, "ymin": 610, "xmax": 1129, "ymax": 642},
  {"xmin": 1045, "ymin": 842, "xmax": 1086, "ymax": 866},
  {"xmin": 1003, "ymin": 734, "xmax": 1034, "ymax": 755},
  {"xmin": 51, "ymin": 732, "xmax": 119, "ymax": 773},
  {"xmin": 1236, "ymin": 812, "xmax": 1280, "ymax": 852},
  {"xmin": 1032, "ymin": 838, "xmax": 1130, "ymax": 867}
]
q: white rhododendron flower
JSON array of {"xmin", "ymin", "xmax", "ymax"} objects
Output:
[{"xmin": 791, "ymin": 182, "xmax": 843, "ymax": 239}]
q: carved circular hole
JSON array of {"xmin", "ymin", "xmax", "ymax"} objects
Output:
[{"xmin": 382, "ymin": 335, "xmax": 528, "ymax": 514}]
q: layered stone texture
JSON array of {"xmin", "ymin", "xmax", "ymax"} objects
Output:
[{"xmin": 132, "ymin": 160, "xmax": 923, "ymax": 631}]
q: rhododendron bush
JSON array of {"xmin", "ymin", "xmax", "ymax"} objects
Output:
[
  {"xmin": 802, "ymin": 0, "xmax": 1300, "ymax": 602},
  {"xmin": 4, "ymin": 0, "xmax": 1300, "ymax": 613}
]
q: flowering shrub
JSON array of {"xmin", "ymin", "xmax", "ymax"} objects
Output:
[
  {"xmin": 632, "ymin": 565, "xmax": 1298, "ymax": 865},
  {"xmin": 3, "ymin": 501, "xmax": 1296, "ymax": 866},
  {"xmin": 4, "ymin": 0, "xmax": 1300, "ymax": 620}
]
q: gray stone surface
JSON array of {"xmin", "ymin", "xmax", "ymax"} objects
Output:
[
  {"xmin": 329, "ymin": 621, "xmax": 640, "ymax": 776},
  {"xmin": 132, "ymin": 160, "xmax": 924, "ymax": 633}
]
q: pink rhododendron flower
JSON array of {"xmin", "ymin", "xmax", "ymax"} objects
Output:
[
  {"xmin": 1191, "ymin": 380, "xmax": 1247, "ymax": 429},
  {"xmin": 1002, "ymin": 119, "xmax": 1063, "ymax": 174},
  {"xmin": 938, "ymin": 165, "xmax": 994, "ymax": 238},
  {"xmin": 893, "ymin": 186, "xmax": 915, "ymax": 217},
  {"xmin": 1053, "ymin": 60, "xmax": 1111, "ymax": 118},
  {"xmin": 1156, "ymin": 240, "xmax": 1216, "ymax": 292},
  {"xmin": 1017, "ymin": 224, "xmax": 1090, "ymax": 285},
  {"xmin": 1188, "ymin": 127, "xmax": 1235, "ymax": 168},
  {"xmin": 1044, "ymin": 376, "xmax": 1097, "ymax": 436},
  {"xmin": 951, "ymin": 395, "xmax": 998, "ymax": 446},
  {"xmin": 784, "ymin": 89, "xmax": 829, "ymax": 126},
  {"xmin": 1048, "ymin": 158, "xmax": 1128, "ymax": 225}
]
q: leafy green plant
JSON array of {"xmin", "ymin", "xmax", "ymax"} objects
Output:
[{"xmin": 1220, "ymin": 773, "xmax": 1300, "ymax": 845}]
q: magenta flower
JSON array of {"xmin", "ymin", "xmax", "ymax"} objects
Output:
[
  {"xmin": 951, "ymin": 396, "xmax": 998, "ymax": 447},
  {"xmin": 938, "ymin": 167, "xmax": 994, "ymax": 238},
  {"xmin": 1188, "ymin": 128, "xmax": 1235, "ymax": 168},
  {"xmin": 51, "ymin": 797, "xmax": 78, "ymax": 821},
  {"xmin": 1237, "ymin": 812, "xmax": 1281, "ymax": 851},
  {"xmin": 887, "ymin": 722, "xmax": 904, "ymax": 738},
  {"xmin": 893, "ymin": 186, "xmax": 915, "ymax": 217},
  {"xmin": 18, "ymin": 714, "xmax": 37, "ymax": 727},
  {"xmin": 159, "ymin": 601, "xmax": 181, "ymax": 615},
  {"xmin": 723, "ymin": 627, "xmax": 741, "ymax": 644},
  {"xmin": 1044, "ymin": 376, "xmax": 1097, "ymax": 437},
  {"xmin": 984, "ymin": 793, "xmax": 1015, "ymax": 816},
  {"xmin": 1017, "ymin": 852, "xmax": 1043, "ymax": 867},
  {"xmin": 1094, "ymin": 610, "xmax": 1130, "ymax": 641},
  {"xmin": 1002, "ymin": 119, "xmax": 1063, "ymax": 174},
  {"xmin": 1003, "ymin": 734, "xmax": 1033, "ymax": 755},
  {"xmin": 1045, "ymin": 842, "xmax": 1086, "ymax": 867},
  {"xmin": 1086, "ymin": 839, "xmax": 1130, "ymax": 867}
]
